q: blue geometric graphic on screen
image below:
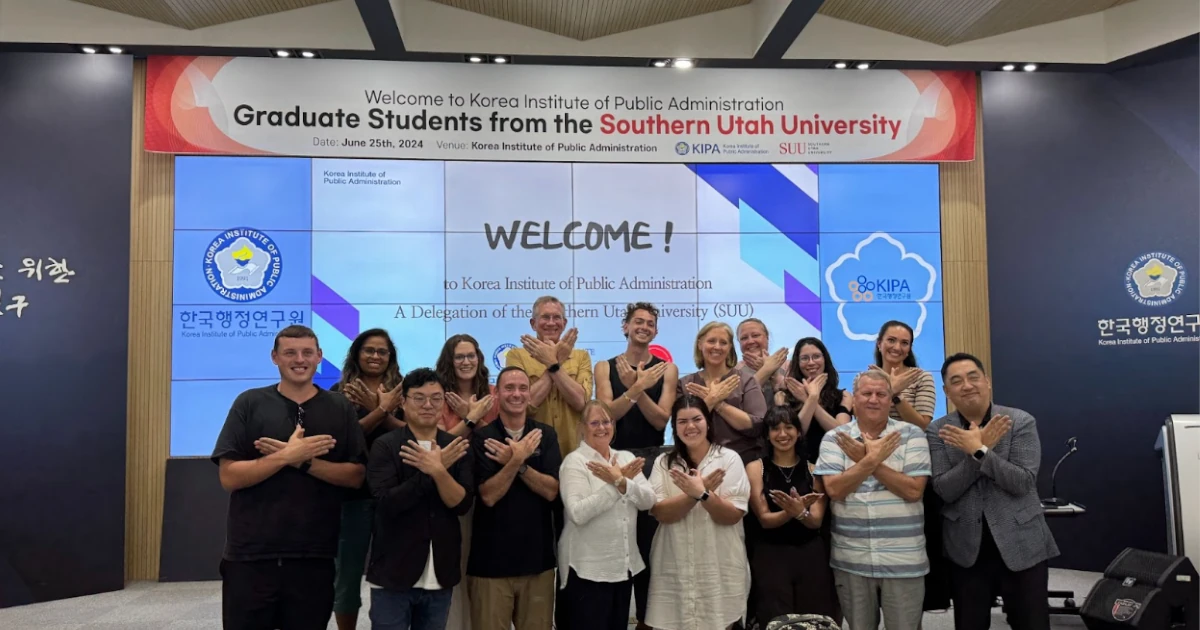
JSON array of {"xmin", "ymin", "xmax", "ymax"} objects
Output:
[
  {"xmin": 693, "ymin": 164, "xmax": 819, "ymax": 257},
  {"xmin": 311, "ymin": 275, "xmax": 359, "ymax": 382},
  {"xmin": 738, "ymin": 201, "xmax": 819, "ymax": 293},
  {"xmin": 825, "ymin": 232, "xmax": 938, "ymax": 341},
  {"xmin": 693, "ymin": 164, "xmax": 822, "ymax": 334}
]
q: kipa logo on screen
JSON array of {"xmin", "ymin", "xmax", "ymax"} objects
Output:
[
  {"xmin": 203, "ymin": 228, "xmax": 283, "ymax": 302},
  {"xmin": 1125, "ymin": 252, "xmax": 1186, "ymax": 307}
]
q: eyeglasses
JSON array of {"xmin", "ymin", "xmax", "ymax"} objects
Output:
[
  {"xmin": 408, "ymin": 394, "xmax": 445, "ymax": 407},
  {"xmin": 587, "ymin": 419, "xmax": 613, "ymax": 428},
  {"xmin": 453, "ymin": 353, "xmax": 477, "ymax": 363},
  {"xmin": 797, "ymin": 354, "xmax": 823, "ymax": 363},
  {"xmin": 295, "ymin": 405, "xmax": 306, "ymax": 428},
  {"xmin": 361, "ymin": 347, "xmax": 390, "ymax": 357}
]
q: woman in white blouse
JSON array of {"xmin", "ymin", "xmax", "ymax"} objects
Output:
[
  {"xmin": 559, "ymin": 400, "xmax": 658, "ymax": 630},
  {"xmin": 646, "ymin": 395, "xmax": 751, "ymax": 630}
]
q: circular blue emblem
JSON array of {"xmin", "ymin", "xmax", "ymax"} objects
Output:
[{"xmin": 202, "ymin": 227, "xmax": 283, "ymax": 302}]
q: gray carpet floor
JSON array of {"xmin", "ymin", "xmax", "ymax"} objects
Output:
[{"xmin": 0, "ymin": 569, "xmax": 1100, "ymax": 629}]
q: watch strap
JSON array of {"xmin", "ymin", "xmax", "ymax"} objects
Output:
[
  {"xmin": 698, "ymin": 490, "xmax": 710, "ymax": 502},
  {"xmin": 519, "ymin": 463, "xmax": 529, "ymax": 475},
  {"xmin": 298, "ymin": 459, "xmax": 313, "ymax": 474},
  {"xmin": 973, "ymin": 446, "xmax": 989, "ymax": 461},
  {"xmin": 547, "ymin": 363, "xmax": 561, "ymax": 373}
]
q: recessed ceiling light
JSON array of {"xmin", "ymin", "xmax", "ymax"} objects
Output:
[
  {"xmin": 1001, "ymin": 63, "xmax": 1016, "ymax": 71},
  {"xmin": 274, "ymin": 50, "xmax": 291, "ymax": 58},
  {"xmin": 493, "ymin": 56, "xmax": 508, "ymax": 64},
  {"xmin": 833, "ymin": 61, "xmax": 848, "ymax": 69},
  {"xmin": 108, "ymin": 46, "xmax": 124, "ymax": 54},
  {"xmin": 653, "ymin": 60, "xmax": 668, "ymax": 68},
  {"xmin": 81, "ymin": 46, "xmax": 97, "ymax": 54},
  {"xmin": 467, "ymin": 55, "xmax": 483, "ymax": 63},
  {"xmin": 300, "ymin": 51, "xmax": 316, "ymax": 59},
  {"xmin": 672, "ymin": 58, "xmax": 694, "ymax": 69},
  {"xmin": 1023, "ymin": 63, "xmax": 1038, "ymax": 72},
  {"xmin": 856, "ymin": 61, "xmax": 871, "ymax": 70}
]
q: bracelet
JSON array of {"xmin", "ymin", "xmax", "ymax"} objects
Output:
[
  {"xmin": 624, "ymin": 391, "xmax": 640, "ymax": 403},
  {"xmin": 796, "ymin": 508, "xmax": 810, "ymax": 521}
]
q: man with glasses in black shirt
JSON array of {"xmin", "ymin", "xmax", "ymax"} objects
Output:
[
  {"xmin": 365, "ymin": 367, "xmax": 473, "ymax": 630},
  {"xmin": 212, "ymin": 325, "xmax": 367, "ymax": 630}
]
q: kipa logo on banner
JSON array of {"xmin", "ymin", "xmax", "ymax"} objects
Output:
[{"xmin": 1124, "ymin": 252, "xmax": 1186, "ymax": 307}]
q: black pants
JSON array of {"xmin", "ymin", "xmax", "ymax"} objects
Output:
[
  {"xmin": 922, "ymin": 489, "xmax": 952, "ymax": 610},
  {"xmin": 631, "ymin": 509, "xmax": 658, "ymax": 623},
  {"xmin": 220, "ymin": 558, "xmax": 335, "ymax": 630},
  {"xmin": 950, "ymin": 524, "xmax": 1050, "ymax": 630},
  {"xmin": 751, "ymin": 537, "xmax": 839, "ymax": 624},
  {"xmin": 563, "ymin": 569, "xmax": 634, "ymax": 630}
]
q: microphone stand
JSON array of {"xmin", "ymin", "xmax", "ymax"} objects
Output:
[{"xmin": 1043, "ymin": 437, "xmax": 1078, "ymax": 507}]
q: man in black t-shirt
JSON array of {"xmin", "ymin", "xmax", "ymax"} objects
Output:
[
  {"xmin": 593, "ymin": 302, "xmax": 677, "ymax": 629},
  {"xmin": 467, "ymin": 366, "xmax": 561, "ymax": 630},
  {"xmin": 211, "ymin": 325, "xmax": 366, "ymax": 630}
]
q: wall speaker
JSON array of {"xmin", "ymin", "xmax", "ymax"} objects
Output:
[{"xmin": 1080, "ymin": 548, "xmax": 1197, "ymax": 629}]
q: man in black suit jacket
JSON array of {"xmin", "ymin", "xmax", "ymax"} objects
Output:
[{"xmin": 367, "ymin": 367, "xmax": 473, "ymax": 630}]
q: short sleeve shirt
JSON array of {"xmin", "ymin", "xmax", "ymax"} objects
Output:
[
  {"xmin": 211, "ymin": 385, "xmax": 366, "ymax": 561},
  {"xmin": 467, "ymin": 418, "xmax": 563, "ymax": 578},
  {"xmin": 814, "ymin": 419, "xmax": 931, "ymax": 579}
]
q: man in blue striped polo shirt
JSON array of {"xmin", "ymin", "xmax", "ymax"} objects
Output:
[{"xmin": 815, "ymin": 369, "xmax": 931, "ymax": 630}]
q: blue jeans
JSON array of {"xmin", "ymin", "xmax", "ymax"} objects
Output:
[{"xmin": 369, "ymin": 587, "xmax": 453, "ymax": 630}]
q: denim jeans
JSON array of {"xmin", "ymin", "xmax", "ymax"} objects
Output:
[{"xmin": 369, "ymin": 587, "xmax": 453, "ymax": 630}]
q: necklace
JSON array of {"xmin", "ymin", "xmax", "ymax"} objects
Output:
[{"xmin": 774, "ymin": 460, "xmax": 798, "ymax": 484}]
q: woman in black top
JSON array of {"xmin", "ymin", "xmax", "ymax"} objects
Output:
[
  {"xmin": 328, "ymin": 329, "xmax": 404, "ymax": 630},
  {"xmin": 746, "ymin": 406, "xmax": 837, "ymax": 623},
  {"xmin": 779, "ymin": 337, "xmax": 852, "ymax": 464}
]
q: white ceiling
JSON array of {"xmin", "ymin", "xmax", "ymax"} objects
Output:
[{"xmin": 0, "ymin": 0, "xmax": 1195, "ymax": 64}]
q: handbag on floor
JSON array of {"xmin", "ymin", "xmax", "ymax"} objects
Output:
[{"xmin": 765, "ymin": 613, "xmax": 840, "ymax": 630}]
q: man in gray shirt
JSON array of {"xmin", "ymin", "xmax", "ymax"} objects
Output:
[{"xmin": 927, "ymin": 353, "xmax": 1059, "ymax": 630}]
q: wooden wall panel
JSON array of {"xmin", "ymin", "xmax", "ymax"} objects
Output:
[
  {"xmin": 940, "ymin": 80, "xmax": 991, "ymax": 376},
  {"xmin": 126, "ymin": 59, "xmax": 174, "ymax": 582}
]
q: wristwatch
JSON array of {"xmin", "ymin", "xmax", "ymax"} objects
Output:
[
  {"xmin": 973, "ymin": 446, "xmax": 989, "ymax": 461},
  {"xmin": 299, "ymin": 459, "xmax": 313, "ymax": 474},
  {"xmin": 891, "ymin": 394, "xmax": 902, "ymax": 405},
  {"xmin": 465, "ymin": 418, "xmax": 477, "ymax": 430},
  {"xmin": 519, "ymin": 463, "xmax": 529, "ymax": 475},
  {"xmin": 698, "ymin": 490, "xmax": 710, "ymax": 502},
  {"xmin": 547, "ymin": 363, "xmax": 561, "ymax": 373}
]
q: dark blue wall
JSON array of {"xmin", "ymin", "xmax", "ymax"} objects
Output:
[
  {"xmin": 984, "ymin": 52, "xmax": 1200, "ymax": 571},
  {"xmin": 0, "ymin": 53, "xmax": 132, "ymax": 606}
]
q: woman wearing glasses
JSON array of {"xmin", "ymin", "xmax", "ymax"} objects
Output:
[
  {"xmin": 329, "ymin": 329, "xmax": 405, "ymax": 630},
  {"xmin": 435, "ymin": 334, "xmax": 499, "ymax": 436},
  {"xmin": 558, "ymin": 400, "xmax": 657, "ymax": 630},
  {"xmin": 779, "ymin": 337, "xmax": 852, "ymax": 464}
]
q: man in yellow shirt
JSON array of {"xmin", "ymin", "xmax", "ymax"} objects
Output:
[{"xmin": 506, "ymin": 295, "xmax": 593, "ymax": 457}]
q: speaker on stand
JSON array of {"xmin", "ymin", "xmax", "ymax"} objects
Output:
[{"xmin": 1080, "ymin": 548, "xmax": 1197, "ymax": 629}]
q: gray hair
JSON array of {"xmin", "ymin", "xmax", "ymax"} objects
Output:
[{"xmin": 853, "ymin": 370, "xmax": 893, "ymax": 396}]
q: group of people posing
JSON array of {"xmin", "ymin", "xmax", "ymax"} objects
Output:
[{"xmin": 212, "ymin": 296, "xmax": 1060, "ymax": 630}]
